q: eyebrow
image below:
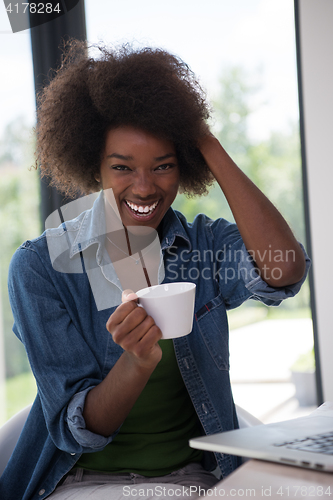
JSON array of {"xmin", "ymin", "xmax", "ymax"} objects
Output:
[
  {"xmin": 107, "ymin": 153, "xmax": 134, "ymax": 161},
  {"xmin": 106, "ymin": 153, "xmax": 177, "ymax": 161},
  {"xmin": 154, "ymin": 153, "xmax": 177, "ymax": 161}
]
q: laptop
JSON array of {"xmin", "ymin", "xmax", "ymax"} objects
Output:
[{"xmin": 189, "ymin": 402, "xmax": 333, "ymax": 472}]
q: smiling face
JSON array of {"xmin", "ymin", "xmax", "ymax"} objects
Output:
[{"xmin": 99, "ymin": 126, "xmax": 180, "ymax": 230}]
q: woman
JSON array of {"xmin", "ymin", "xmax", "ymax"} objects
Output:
[{"xmin": 1, "ymin": 40, "xmax": 309, "ymax": 500}]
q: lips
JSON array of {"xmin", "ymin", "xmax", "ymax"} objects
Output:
[{"xmin": 124, "ymin": 200, "xmax": 159, "ymax": 218}]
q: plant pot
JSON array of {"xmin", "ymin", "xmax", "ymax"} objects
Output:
[{"xmin": 291, "ymin": 370, "xmax": 317, "ymax": 407}]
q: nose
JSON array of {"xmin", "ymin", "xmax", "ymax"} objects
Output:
[{"xmin": 131, "ymin": 171, "xmax": 157, "ymax": 198}]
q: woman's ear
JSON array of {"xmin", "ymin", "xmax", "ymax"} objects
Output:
[{"xmin": 95, "ymin": 175, "xmax": 101, "ymax": 183}]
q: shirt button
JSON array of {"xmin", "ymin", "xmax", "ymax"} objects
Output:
[
  {"xmin": 39, "ymin": 489, "xmax": 45, "ymax": 496},
  {"xmin": 70, "ymin": 453, "xmax": 76, "ymax": 456},
  {"xmin": 183, "ymin": 359, "xmax": 190, "ymax": 370}
]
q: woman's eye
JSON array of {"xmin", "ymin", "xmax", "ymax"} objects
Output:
[
  {"xmin": 111, "ymin": 165, "xmax": 131, "ymax": 171},
  {"xmin": 156, "ymin": 164, "xmax": 173, "ymax": 171}
]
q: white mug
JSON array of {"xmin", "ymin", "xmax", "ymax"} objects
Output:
[{"xmin": 136, "ymin": 282, "xmax": 196, "ymax": 339}]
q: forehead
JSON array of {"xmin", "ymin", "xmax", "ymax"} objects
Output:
[{"xmin": 104, "ymin": 126, "xmax": 176, "ymax": 156}]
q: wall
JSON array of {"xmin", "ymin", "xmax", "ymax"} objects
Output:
[{"xmin": 297, "ymin": 0, "xmax": 333, "ymax": 401}]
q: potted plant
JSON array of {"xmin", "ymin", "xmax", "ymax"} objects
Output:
[{"xmin": 290, "ymin": 348, "xmax": 317, "ymax": 407}]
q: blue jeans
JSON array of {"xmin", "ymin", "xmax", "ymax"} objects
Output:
[{"xmin": 48, "ymin": 463, "xmax": 219, "ymax": 499}]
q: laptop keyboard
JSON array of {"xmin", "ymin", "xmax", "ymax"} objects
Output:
[{"xmin": 273, "ymin": 431, "xmax": 333, "ymax": 455}]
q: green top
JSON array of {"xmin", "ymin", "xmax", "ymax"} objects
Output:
[{"xmin": 76, "ymin": 339, "xmax": 203, "ymax": 476}]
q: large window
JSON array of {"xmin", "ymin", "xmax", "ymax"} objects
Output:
[
  {"xmin": 85, "ymin": 0, "xmax": 314, "ymax": 422},
  {"xmin": 0, "ymin": 16, "xmax": 39, "ymax": 424},
  {"xmin": 0, "ymin": 0, "xmax": 314, "ymax": 424}
]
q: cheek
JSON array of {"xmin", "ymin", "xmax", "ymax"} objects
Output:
[
  {"xmin": 98, "ymin": 166, "xmax": 108, "ymax": 187},
  {"xmin": 170, "ymin": 177, "xmax": 180, "ymax": 195},
  {"xmin": 166, "ymin": 183, "xmax": 180, "ymax": 206},
  {"xmin": 100, "ymin": 169, "xmax": 118, "ymax": 190},
  {"xmin": 99, "ymin": 170, "xmax": 120, "ymax": 199}
]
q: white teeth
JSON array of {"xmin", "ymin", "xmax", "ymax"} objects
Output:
[{"xmin": 126, "ymin": 200, "xmax": 158, "ymax": 215}]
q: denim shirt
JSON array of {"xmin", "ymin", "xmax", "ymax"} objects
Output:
[{"xmin": 0, "ymin": 193, "xmax": 310, "ymax": 500}]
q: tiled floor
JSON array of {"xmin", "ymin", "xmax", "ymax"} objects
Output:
[
  {"xmin": 229, "ymin": 318, "xmax": 317, "ymax": 423},
  {"xmin": 232, "ymin": 382, "xmax": 317, "ymax": 423}
]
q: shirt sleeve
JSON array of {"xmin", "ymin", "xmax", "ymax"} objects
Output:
[
  {"xmin": 8, "ymin": 241, "xmax": 118, "ymax": 454},
  {"xmin": 237, "ymin": 241, "xmax": 310, "ymax": 306},
  {"xmin": 210, "ymin": 217, "xmax": 311, "ymax": 310},
  {"xmin": 66, "ymin": 388, "xmax": 118, "ymax": 449}
]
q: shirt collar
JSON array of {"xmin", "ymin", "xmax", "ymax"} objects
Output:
[
  {"xmin": 70, "ymin": 191, "xmax": 107, "ymax": 259},
  {"xmin": 159, "ymin": 207, "xmax": 192, "ymax": 252}
]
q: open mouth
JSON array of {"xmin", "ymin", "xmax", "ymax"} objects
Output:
[{"xmin": 125, "ymin": 200, "xmax": 159, "ymax": 217}]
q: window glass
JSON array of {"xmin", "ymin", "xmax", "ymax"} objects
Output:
[
  {"xmin": 0, "ymin": 0, "xmax": 314, "ymax": 425},
  {"xmin": 0, "ymin": 16, "xmax": 39, "ymax": 424},
  {"xmin": 85, "ymin": 0, "xmax": 314, "ymax": 422}
]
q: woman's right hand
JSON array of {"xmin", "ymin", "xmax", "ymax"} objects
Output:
[
  {"xmin": 106, "ymin": 289, "xmax": 162, "ymax": 371},
  {"xmin": 83, "ymin": 290, "xmax": 162, "ymax": 437}
]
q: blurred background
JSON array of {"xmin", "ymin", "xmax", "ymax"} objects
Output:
[{"xmin": 0, "ymin": 0, "xmax": 316, "ymax": 425}]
